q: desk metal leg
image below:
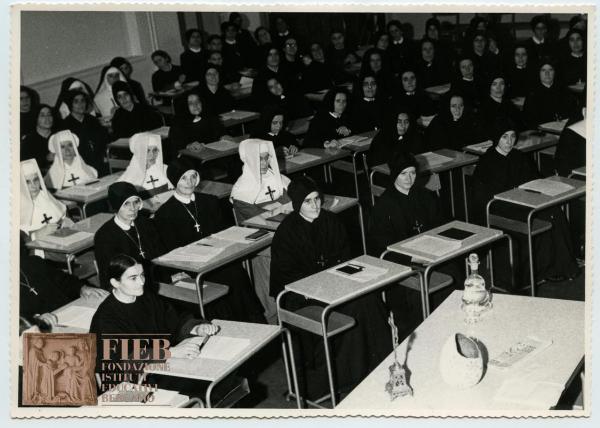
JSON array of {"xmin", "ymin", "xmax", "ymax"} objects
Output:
[
  {"xmin": 82, "ymin": 203, "xmax": 89, "ymax": 219},
  {"xmin": 448, "ymin": 170, "xmax": 455, "ymax": 218},
  {"xmin": 461, "ymin": 167, "xmax": 469, "ymax": 223},
  {"xmin": 281, "ymin": 328, "xmax": 302, "ymax": 409},
  {"xmin": 195, "ymin": 273, "xmax": 206, "ymax": 318},
  {"xmin": 423, "ymin": 266, "xmax": 433, "ymax": 318},
  {"xmin": 488, "ymin": 234, "xmax": 515, "ymax": 292},
  {"xmin": 320, "ymin": 306, "xmax": 338, "ymax": 407},
  {"xmin": 357, "ymin": 203, "xmax": 367, "ymax": 255},
  {"xmin": 206, "ymin": 381, "xmax": 215, "ymax": 408},
  {"xmin": 66, "ymin": 254, "xmax": 76, "ymax": 275},
  {"xmin": 369, "ymin": 169, "xmax": 377, "ymax": 207},
  {"xmin": 527, "ymin": 211, "xmax": 536, "ymax": 297},
  {"xmin": 351, "ymin": 152, "xmax": 360, "ymax": 199},
  {"xmin": 106, "ymin": 147, "xmax": 113, "ymax": 175}
]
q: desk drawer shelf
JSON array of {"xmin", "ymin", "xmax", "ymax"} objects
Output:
[{"xmin": 279, "ymin": 305, "xmax": 355, "ymax": 337}]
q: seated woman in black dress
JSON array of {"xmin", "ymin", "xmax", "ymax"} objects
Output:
[
  {"xmin": 303, "ymin": 87, "xmax": 352, "ymax": 149},
  {"xmin": 425, "ymin": 92, "xmax": 484, "ymax": 151},
  {"xmin": 270, "ymin": 176, "xmax": 391, "ymax": 400},
  {"xmin": 414, "ymin": 38, "xmax": 452, "ymax": 89},
  {"xmin": 300, "ymin": 43, "xmax": 334, "ymax": 94},
  {"xmin": 250, "ymin": 107, "xmax": 299, "ymax": 157},
  {"xmin": 90, "ymin": 254, "xmax": 219, "ymax": 389},
  {"xmin": 478, "ymin": 74, "xmax": 524, "ymax": 132},
  {"xmin": 471, "ymin": 118, "xmax": 579, "ymax": 287},
  {"xmin": 522, "ymin": 60, "xmax": 577, "ymax": 128},
  {"xmin": 198, "ymin": 65, "xmax": 235, "ymax": 115},
  {"xmin": 54, "ymin": 78, "xmax": 97, "ymax": 120},
  {"xmin": 21, "ymin": 104, "xmax": 56, "ymax": 171},
  {"xmin": 450, "ymin": 56, "xmax": 486, "ymax": 109},
  {"xmin": 367, "ymin": 109, "xmax": 425, "ymax": 168},
  {"xmin": 255, "ymin": 76, "xmax": 313, "ymax": 120},
  {"xmin": 349, "ymin": 73, "xmax": 387, "ymax": 134},
  {"xmin": 558, "ymin": 28, "xmax": 586, "ymax": 87},
  {"xmin": 111, "ymin": 81, "xmax": 163, "ymax": 139},
  {"xmin": 251, "ymin": 45, "xmax": 290, "ymax": 103},
  {"xmin": 110, "ymin": 56, "xmax": 148, "ymax": 106},
  {"xmin": 505, "ymin": 44, "xmax": 537, "ymax": 99},
  {"xmin": 151, "ymin": 50, "xmax": 186, "ymax": 93},
  {"xmin": 393, "ymin": 69, "xmax": 436, "ymax": 121},
  {"xmin": 20, "ymin": 86, "xmax": 40, "ymax": 138},
  {"xmin": 358, "ymin": 48, "xmax": 394, "ymax": 98},
  {"xmin": 465, "ymin": 31, "xmax": 501, "ymax": 82}
]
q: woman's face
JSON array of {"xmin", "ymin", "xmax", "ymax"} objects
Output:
[
  {"xmin": 106, "ymin": 71, "xmax": 121, "ymax": 86},
  {"xmin": 369, "ymin": 53, "xmax": 382, "ymax": 72},
  {"xmin": 267, "ymin": 78, "xmax": 284, "ymax": 96},
  {"xmin": 177, "ymin": 170, "xmax": 199, "ymax": 196},
  {"xmin": 396, "ymin": 113, "xmax": 410, "ymax": 136},
  {"xmin": 421, "ymin": 41, "xmax": 435, "ymax": 62},
  {"xmin": 459, "ymin": 59, "xmax": 474, "ymax": 79},
  {"xmin": 427, "ymin": 25, "xmax": 439, "ymax": 40},
  {"xmin": 118, "ymin": 62, "xmax": 132, "ymax": 78},
  {"xmin": 37, "ymin": 107, "xmax": 53, "ymax": 130},
  {"xmin": 25, "ymin": 173, "xmax": 41, "ymax": 199},
  {"xmin": 259, "ymin": 152, "xmax": 271, "ymax": 175},
  {"xmin": 270, "ymin": 114, "xmax": 284, "ymax": 135},
  {"xmin": 152, "ymin": 55, "xmax": 169, "ymax": 71},
  {"xmin": 514, "ymin": 47, "xmax": 528, "ymax": 67},
  {"xmin": 490, "ymin": 78, "xmax": 505, "ymax": 98},
  {"xmin": 540, "ymin": 64, "xmax": 555, "ymax": 86},
  {"xmin": 257, "ymin": 28, "xmax": 271, "ymax": 45},
  {"xmin": 331, "ymin": 32, "xmax": 345, "ymax": 49},
  {"xmin": 60, "ymin": 140, "xmax": 76, "ymax": 164},
  {"xmin": 395, "ymin": 166, "xmax": 416, "ymax": 193},
  {"xmin": 116, "ymin": 90, "xmax": 134, "ymax": 111},
  {"xmin": 113, "ymin": 263, "xmax": 145, "ymax": 297},
  {"xmin": 310, "ymin": 44, "xmax": 325, "ymax": 62},
  {"xmin": 300, "ymin": 191, "xmax": 321, "ymax": 220},
  {"xmin": 401, "ymin": 71, "xmax": 417, "ymax": 92},
  {"xmin": 533, "ymin": 22, "xmax": 547, "ymax": 40},
  {"xmin": 20, "ymin": 90, "xmax": 31, "ymax": 113},
  {"xmin": 376, "ymin": 34, "xmax": 389, "ymax": 50},
  {"xmin": 187, "ymin": 95, "xmax": 202, "ymax": 116},
  {"xmin": 267, "ymin": 48, "xmax": 280, "ymax": 68},
  {"xmin": 497, "ymin": 130, "xmax": 517, "ymax": 155},
  {"xmin": 388, "ymin": 24, "xmax": 402, "ymax": 41},
  {"xmin": 205, "ymin": 68, "xmax": 220, "ymax": 86},
  {"xmin": 333, "ymin": 93, "xmax": 347, "ymax": 114},
  {"xmin": 362, "ymin": 76, "xmax": 377, "ymax": 98},
  {"xmin": 473, "ymin": 35, "xmax": 486, "ymax": 54},
  {"xmin": 208, "ymin": 38, "xmax": 222, "ymax": 52},
  {"xmin": 569, "ymin": 33, "xmax": 583, "ymax": 54},
  {"xmin": 146, "ymin": 146, "xmax": 159, "ymax": 169},
  {"xmin": 117, "ymin": 196, "xmax": 142, "ymax": 223},
  {"xmin": 208, "ymin": 52, "xmax": 223, "ymax": 66},
  {"xmin": 71, "ymin": 94, "xmax": 88, "ymax": 115},
  {"xmin": 188, "ymin": 31, "xmax": 202, "ymax": 48},
  {"xmin": 449, "ymin": 96, "xmax": 464, "ymax": 121},
  {"xmin": 284, "ymin": 39, "xmax": 298, "ymax": 57}
]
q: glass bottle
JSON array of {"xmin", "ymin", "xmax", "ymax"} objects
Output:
[{"xmin": 461, "ymin": 253, "xmax": 491, "ymax": 323}]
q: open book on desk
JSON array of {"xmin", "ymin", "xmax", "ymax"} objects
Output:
[
  {"xmin": 519, "ymin": 179, "xmax": 574, "ymax": 197},
  {"xmin": 188, "ymin": 335, "xmax": 250, "ymax": 361},
  {"xmin": 203, "ymin": 139, "xmax": 239, "ymax": 151},
  {"xmin": 401, "ymin": 235, "xmax": 462, "ymax": 261},
  {"xmin": 35, "ymin": 229, "xmax": 93, "ymax": 247}
]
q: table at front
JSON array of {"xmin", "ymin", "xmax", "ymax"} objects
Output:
[
  {"xmin": 242, "ymin": 194, "xmax": 367, "ymax": 254},
  {"xmin": 54, "ymin": 173, "xmax": 122, "ymax": 218},
  {"xmin": 488, "ymin": 176, "xmax": 586, "ymax": 296},
  {"xmin": 25, "ymin": 212, "xmax": 113, "ymax": 275},
  {"xmin": 152, "ymin": 232, "xmax": 274, "ymax": 317},
  {"xmin": 369, "ymin": 149, "xmax": 478, "ymax": 221},
  {"xmin": 381, "ymin": 220, "xmax": 513, "ymax": 318},
  {"xmin": 338, "ymin": 291, "xmax": 584, "ymax": 413},
  {"xmin": 277, "ymin": 255, "xmax": 418, "ymax": 407},
  {"xmin": 144, "ymin": 319, "xmax": 301, "ymax": 408}
]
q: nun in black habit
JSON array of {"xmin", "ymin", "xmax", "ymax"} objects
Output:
[
  {"xmin": 270, "ymin": 176, "xmax": 392, "ymax": 400},
  {"xmin": 471, "ymin": 118, "xmax": 579, "ymax": 287},
  {"xmin": 111, "ymin": 81, "xmax": 163, "ymax": 139},
  {"xmin": 349, "ymin": 73, "xmax": 387, "ymax": 134},
  {"xmin": 152, "ymin": 157, "xmax": 265, "ymax": 323}
]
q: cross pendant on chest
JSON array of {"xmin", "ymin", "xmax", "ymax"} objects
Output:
[
  {"xmin": 139, "ymin": 249, "xmax": 146, "ymax": 258},
  {"xmin": 413, "ymin": 220, "xmax": 424, "ymax": 234},
  {"xmin": 265, "ymin": 186, "xmax": 276, "ymax": 201},
  {"xmin": 316, "ymin": 254, "xmax": 326, "ymax": 268},
  {"xmin": 41, "ymin": 213, "xmax": 53, "ymax": 225},
  {"xmin": 194, "ymin": 223, "xmax": 201, "ymax": 233},
  {"xmin": 67, "ymin": 173, "xmax": 80, "ymax": 185},
  {"xmin": 147, "ymin": 175, "xmax": 159, "ymax": 188}
]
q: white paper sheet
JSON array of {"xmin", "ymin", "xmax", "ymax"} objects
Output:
[
  {"xmin": 402, "ymin": 235, "xmax": 462, "ymax": 257},
  {"xmin": 493, "ymin": 378, "xmax": 564, "ymax": 408},
  {"xmin": 286, "ymin": 152, "xmax": 321, "ymax": 165},
  {"xmin": 211, "ymin": 226, "xmax": 258, "ymax": 244},
  {"xmin": 190, "ymin": 336, "xmax": 250, "ymax": 361},
  {"xmin": 518, "ymin": 179, "xmax": 574, "ymax": 197},
  {"xmin": 418, "ymin": 152, "xmax": 453, "ymax": 168},
  {"xmin": 54, "ymin": 306, "xmax": 96, "ymax": 330},
  {"xmin": 338, "ymin": 135, "xmax": 371, "ymax": 148},
  {"xmin": 204, "ymin": 140, "xmax": 239, "ymax": 152},
  {"xmin": 162, "ymin": 242, "xmax": 225, "ymax": 263},
  {"xmin": 239, "ymin": 76, "xmax": 253, "ymax": 88},
  {"xmin": 489, "ymin": 336, "xmax": 553, "ymax": 370},
  {"xmin": 539, "ymin": 119, "xmax": 568, "ymax": 133}
]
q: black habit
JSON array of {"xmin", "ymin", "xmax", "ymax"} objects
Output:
[
  {"xmin": 111, "ymin": 104, "xmax": 163, "ymax": 139},
  {"xmin": 303, "ymin": 111, "xmax": 352, "ymax": 148},
  {"xmin": 21, "ymin": 131, "xmax": 50, "ymax": 171},
  {"xmin": 522, "ymin": 82, "xmax": 577, "ymax": 128}
]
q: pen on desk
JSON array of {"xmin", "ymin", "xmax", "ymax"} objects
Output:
[
  {"xmin": 197, "ymin": 335, "xmax": 210, "ymax": 353},
  {"xmin": 197, "ymin": 242, "xmax": 213, "ymax": 247},
  {"xmin": 84, "ymin": 180, "xmax": 100, "ymax": 186}
]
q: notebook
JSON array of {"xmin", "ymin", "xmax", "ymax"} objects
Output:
[
  {"xmin": 518, "ymin": 179, "xmax": 574, "ymax": 197},
  {"xmin": 437, "ymin": 228, "xmax": 475, "ymax": 241}
]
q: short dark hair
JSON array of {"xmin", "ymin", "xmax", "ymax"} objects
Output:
[
  {"xmin": 65, "ymin": 89, "xmax": 89, "ymax": 109},
  {"xmin": 387, "ymin": 20, "xmax": 402, "ymax": 32},
  {"xmin": 108, "ymin": 254, "xmax": 138, "ymax": 285},
  {"xmin": 184, "ymin": 28, "xmax": 202, "ymax": 43},
  {"xmin": 151, "ymin": 50, "xmax": 171, "ymax": 63},
  {"xmin": 322, "ymin": 86, "xmax": 350, "ymax": 113},
  {"xmin": 220, "ymin": 21, "xmax": 238, "ymax": 34},
  {"xmin": 530, "ymin": 15, "xmax": 547, "ymax": 30},
  {"xmin": 254, "ymin": 26, "xmax": 269, "ymax": 40}
]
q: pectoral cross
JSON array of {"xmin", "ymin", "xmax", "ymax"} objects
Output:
[
  {"xmin": 139, "ymin": 248, "xmax": 146, "ymax": 258},
  {"xmin": 194, "ymin": 223, "xmax": 201, "ymax": 233},
  {"xmin": 146, "ymin": 175, "xmax": 159, "ymax": 188},
  {"xmin": 316, "ymin": 254, "xmax": 327, "ymax": 268},
  {"xmin": 413, "ymin": 220, "xmax": 423, "ymax": 234},
  {"xmin": 67, "ymin": 173, "xmax": 80, "ymax": 185},
  {"xmin": 265, "ymin": 186, "xmax": 276, "ymax": 201},
  {"xmin": 41, "ymin": 213, "xmax": 53, "ymax": 225}
]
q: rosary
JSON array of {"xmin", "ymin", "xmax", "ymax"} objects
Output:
[
  {"xmin": 20, "ymin": 270, "xmax": 38, "ymax": 296},
  {"xmin": 180, "ymin": 198, "xmax": 201, "ymax": 233},
  {"xmin": 123, "ymin": 224, "xmax": 145, "ymax": 258}
]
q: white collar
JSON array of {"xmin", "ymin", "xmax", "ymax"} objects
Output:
[
  {"xmin": 363, "ymin": 97, "xmax": 375, "ymax": 102},
  {"xmin": 225, "ymin": 39, "xmax": 236, "ymax": 45},
  {"xmin": 114, "ymin": 215, "xmax": 133, "ymax": 231},
  {"xmin": 112, "ymin": 289, "xmax": 136, "ymax": 304},
  {"xmin": 393, "ymin": 37, "xmax": 404, "ymax": 45},
  {"xmin": 193, "ymin": 116, "xmax": 202, "ymax": 123},
  {"xmin": 189, "ymin": 47, "xmax": 202, "ymax": 53},
  {"xmin": 462, "ymin": 76, "xmax": 474, "ymax": 82},
  {"xmin": 278, "ymin": 30, "xmax": 289, "ymax": 37},
  {"xmin": 532, "ymin": 36, "xmax": 545, "ymax": 45},
  {"xmin": 571, "ymin": 52, "xmax": 584, "ymax": 58},
  {"xmin": 516, "ymin": 64, "xmax": 525, "ymax": 70},
  {"xmin": 174, "ymin": 191, "xmax": 195, "ymax": 204},
  {"xmin": 329, "ymin": 112, "xmax": 341, "ymax": 119},
  {"xmin": 495, "ymin": 146, "xmax": 509, "ymax": 157}
]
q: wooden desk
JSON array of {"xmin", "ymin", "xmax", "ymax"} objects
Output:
[
  {"xmin": 219, "ymin": 110, "xmax": 259, "ymax": 133},
  {"xmin": 538, "ymin": 119, "xmax": 568, "ymax": 135},
  {"xmin": 305, "ymin": 89, "xmax": 328, "ymax": 103},
  {"xmin": 179, "ymin": 135, "xmax": 246, "ymax": 164},
  {"xmin": 152, "ymin": 228, "xmax": 274, "ymax": 317},
  {"xmin": 54, "ymin": 173, "xmax": 121, "ymax": 218},
  {"xmin": 369, "ymin": 150, "xmax": 478, "ymax": 221},
  {"xmin": 425, "ymin": 83, "xmax": 451, "ymax": 99},
  {"xmin": 568, "ymin": 82, "xmax": 585, "ymax": 94},
  {"xmin": 338, "ymin": 130, "xmax": 377, "ymax": 199},
  {"xmin": 277, "ymin": 255, "xmax": 417, "ymax": 407},
  {"xmin": 569, "ymin": 167, "xmax": 586, "ymax": 180},
  {"xmin": 338, "ymin": 291, "xmax": 584, "ymax": 413},
  {"xmin": 488, "ymin": 176, "xmax": 585, "ymax": 296},
  {"xmin": 26, "ymin": 213, "xmax": 112, "ymax": 275},
  {"xmin": 229, "ymin": 85, "xmax": 252, "ymax": 101},
  {"xmin": 280, "ymin": 147, "xmax": 351, "ymax": 176},
  {"xmin": 144, "ymin": 319, "xmax": 300, "ymax": 408},
  {"xmin": 382, "ymin": 220, "xmax": 512, "ymax": 318},
  {"xmin": 242, "ymin": 194, "xmax": 367, "ymax": 253}
]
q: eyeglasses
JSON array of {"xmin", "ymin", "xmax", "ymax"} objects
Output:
[
  {"xmin": 285, "ymin": 42, "xmax": 297, "ymax": 47},
  {"xmin": 122, "ymin": 198, "xmax": 143, "ymax": 210}
]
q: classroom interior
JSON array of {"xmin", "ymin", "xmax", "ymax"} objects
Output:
[{"xmin": 18, "ymin": 10, "xmax": 587, "ymax": 411}]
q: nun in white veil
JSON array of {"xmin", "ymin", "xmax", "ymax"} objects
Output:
[
  {"xmin": 93, "ymin": 66, "xmax": 127, "ymax": 119},
  {"xmin": 20, "ymin": 159, "xmax": 69, "ymax": 240},
  {"xmin": 117, "ymin": 132, "xmax": 173, "ymax": 196},
  {"xmin": 45, "ymin": 130, "xmax": 98, "ymax": 190},
  {"xmin": 230, "ymin": 139, "xmax": 291, "ymax": 323},
  {"xmin": 230, "ymin": 138, "xmax": 291, "ymax": 222}
]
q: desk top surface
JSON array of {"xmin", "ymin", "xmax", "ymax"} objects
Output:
[
  {"xmin": 284, "ymin": 255, "xmax": 412, "ymax": 305},
  {"xmin": 494, "ymin": 176, "xmax": 585, "ymax": 209},
  {"xmin": 280, "ymin": 147, "xmax": 350, "ymax": 174},
  {"xmin": 338, "ymin": 291, "xmax": 584, "ymax": 412},
  {"xmin": 373, "ymin": 149, "xmax": 478, "ymax": 175},
  {"xmin": 54, "ymin": 173, "xmax": 122, "ymax": 203}
]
